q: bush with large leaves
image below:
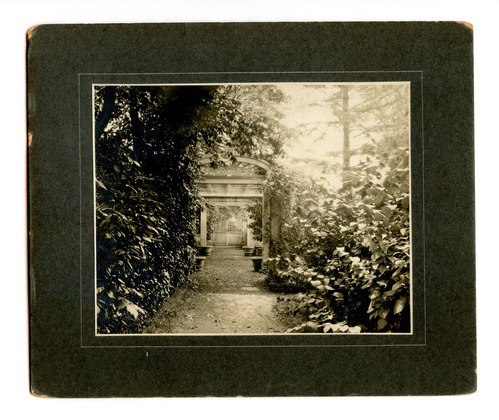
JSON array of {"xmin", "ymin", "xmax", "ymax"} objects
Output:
[{"xmin": 267, "ymin": 145, "xmax": 410, "ymax": 333}]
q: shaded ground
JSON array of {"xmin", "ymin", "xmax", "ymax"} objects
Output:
[{"xmin": 144, "ymin": 247, "xmax": 296, "ymax": 334}]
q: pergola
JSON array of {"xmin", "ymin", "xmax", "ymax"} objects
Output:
[{"xmin": 196, "ymin": 155, "xmax": 277, "ymax": 260}]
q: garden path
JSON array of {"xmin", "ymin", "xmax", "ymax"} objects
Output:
[{"xmin": 144, "ymin": 247, "xmax": 290, "ymax": 334}]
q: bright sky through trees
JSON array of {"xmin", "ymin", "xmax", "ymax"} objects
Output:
[{"xmin": 277, "ymin": 83, "xmax": 410, "ymax": 163}]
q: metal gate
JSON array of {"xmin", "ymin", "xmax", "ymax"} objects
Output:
[{"xmin": 213, "ymin": 217, "xmax": 243, "ymax": 246}]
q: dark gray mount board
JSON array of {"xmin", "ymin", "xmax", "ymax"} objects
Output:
[{"xmin": 27, "ymin": 22, "xmax": 475, "ymax": 397}]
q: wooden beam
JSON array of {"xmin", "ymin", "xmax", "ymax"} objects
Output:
[
  {"xmin": 200, "ymin": 193, "xmax": 263, "ymax": 198},
  {"xmin": 197, "ymin": 177, "xmax": 264, "ymax": 185},
  {"xmin": 200, "ymin": 154, "xmax": 271, "ymax": 171}
]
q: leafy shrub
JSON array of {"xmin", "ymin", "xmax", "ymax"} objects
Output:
[
  {"xmin": 246, "ymin": 200, "xmax": 263, "ymax": 242},
  {"xmin": 265, "ymin": 256, "xmax": 309, "ymax": 293},
  {"xmin": 266, "ymin": 145, "xmax": 411, "ymax": 333}
]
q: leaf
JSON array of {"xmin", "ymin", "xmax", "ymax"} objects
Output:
[
  {"xmin": 377, "ymin": 318, "xmax": 388, "ymax": 330},
  {"xmin": 339, "ymin": 324, "xmax": 349, "ymax": 332},
  {"xmin": 331, "ymin": 323, "xmax": 342, "ymax": 332},
  {"xmin": 305, "ymin": 321, "xmax": 319, "ymax": 332},
  {"xmin": 392, "ymin": 267, "xmax": 403, "ymax": 278},
  {"xmin": 96, "ymin": 179, "xmax": 108, "ymax": 190},
  {"xmin": 392, "ymin": 282, "xmax": 404, "ymax": 291},
  {"xmin": 399, "ymin": 195, "xmax": 409, "ymax": 210},
  {"xmin": 394, "ymin": 296, "xmax": 407, "ymax": 314},
  {"xmin": 373, "ymin": 211, "xmax": 388, "ymax": 224},
  {"xmin": 380, "ymin": 206, "xmax": 394, "ymax": 218},
  {"xmin": 124, "ymin": 302, "xmax": 146, "ymax": 319},
  {"xmin": 99, "ymin": 214, "xmax": 112, "ymax": 228},
  {"xmin": 379, "ymin": 307, "xmax": 390, "ymax": 319}
]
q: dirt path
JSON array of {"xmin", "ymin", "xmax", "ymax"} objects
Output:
[{"xmin": 144, "ymin": 247, "xmax": 291, "ymax": 334}]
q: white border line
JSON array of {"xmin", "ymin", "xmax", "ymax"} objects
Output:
[
  {"xmin": 92, "ymin": 85, "xmax": 98, "ymax": 337},
  {"xmin": 421, "ymin": 71, "xmax": 426, "ymax": 346},
  {"xmin": 80, "ymin": 71, "xmax": 424, "ymax": 347},
  {"xmin": 81, "ymin": 343, "xmax": 426, "ymax": 349},
  {"xmin": 78, "ymin": 74, "xmax": 83, "ymax": 346},
  {"xmin": 79, "ymin": 71, "xmax": 424, "ymax": 75}
]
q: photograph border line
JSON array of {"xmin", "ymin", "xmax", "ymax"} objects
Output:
[{"xmin": 79, "ymin": 71, "xmax": 425, "ymax": 348}]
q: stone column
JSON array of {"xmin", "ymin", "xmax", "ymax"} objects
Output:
[
  {"xmin": 242, "ymin": 219, "xmax": 248, "ymax": 247},
  {"xmin": 200, "ymin": 205, "xmax": 207, "ymax": 246}
]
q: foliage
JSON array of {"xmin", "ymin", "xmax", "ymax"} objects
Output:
[
  {"xmin": 266, "ymin": 144, "xmax": 411, "ymax": 333},
  {"xmin": 95, "ymin": 85, "xmax": 286, "ymax": 333},
  {"xmin": 295, "ymin": 84, "xmax": 409, "ymax": 171},
  {"xmin": 321, "ymin": 84, "xmax": 410, "ymax": 145},
  {"xmin": 198, "ymin": 85, "xmax": 286, "ymax": 165},
  {"xmin": 204, "ymin": 202, "xmax": 215, "ymax": 242},
  {"xmin": 95, "ymin": 86, "xmax": 213, "ymax": 333},
  {"xmin": 94, "ymin": 82, "xmax": 409, "ymax": 334},
  {"xmin": 246, "ymin": 200, "xmax": 263, "ymax": 242},
  {"xmin": 261, "ymin": 163, "xmax": 325, "ymax": 258}
]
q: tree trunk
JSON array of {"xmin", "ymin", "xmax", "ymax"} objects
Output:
[
  {"xmin": 95, "ymin": 86, "xmax": 117, "ymax": 141},
  {"xmin": 130, "ymin": 87, "xmax": 146, "ymax": 162},
  {"xmin": 341, "ymin": 85, "xmax": 350, "ymax": 172}
]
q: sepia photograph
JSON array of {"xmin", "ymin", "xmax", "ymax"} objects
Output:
[
  {"xmin": 94, "ymin": 82, "xmax": 411, "ymax": 335},
  {"xmin": 26, "ymin": 19, "xmax": 476, "ymax": 398}
]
